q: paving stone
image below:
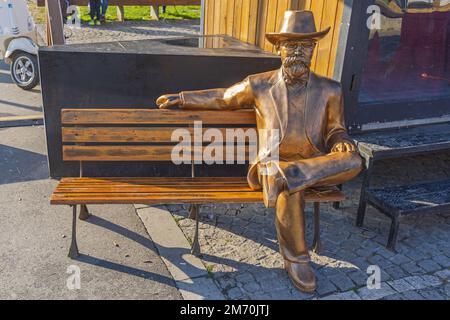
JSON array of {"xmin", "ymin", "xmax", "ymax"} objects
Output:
[
  {"xmin": 417, "ymin": 259, "xmax": 442, "ymax": 273},
  {"xmin": 288, "ymin": 289, "xmax": 315, "ymax": 300},
  {"xmin": 259, "ymin": 276, "xmax": 289, "ymax": 292},
  {"xmin": 384, "ymin": 265, "xmax": 408, "ymax": 280},
  {"xmin": 420, "ymin": 275, "xmax": 442, "ymax": 287},
  {"xmin": 417, "ymin": 288, "xmax": 446, "ymax": 300},
  {"xmin": 242, "ymin": 281, "xmax": 262, "ymax": 294},
  {"xmin": 226, "ymin": 287, "xmax": 245, "ymax": 300},
  {"xmin": 269, "ymin": 289, "xmax": 305, "ymax": 300},
  {"xmin": 329, "ymin": 273, "xmax": 356, "ymax": 292},
  {"xmin": 389, "ymin": 254, "xmax": 411, "ymax": 265},
  {"xmin": 401, "ymin": 262, "xmax": 425, "ymax": 275},
  {"xmin": 431, "ymin": 254, "xmax": 450, "ymax": 268},
  {"xmin": 368, "ymin": 254, "xmax": 393, "ymax": 269},
  {"xmin": 404, "ymin": 276, "xmax": 430, "ymax": 290},
  {"xmin": 357, "ymin": 284, "xmax": 396, "ymax": 300},
  {"xmin": 403, "ymin": 248, "xmax": 430, "ymax": 261},
  {"xmin": 216, "ymin": 275, "xmax": 236, "ymax": 290},
  {"xmin": 321, "ymin": 291, "xmax": 361, "ymax": 300},
  {"xmin": 387, "ymin": 279, "xmax": 415, "ymax": 293},
  {"xmin": 348, "ymin": 270, "xmax": 369, "ymax": 287},
  {"xmin": 401, "ymin": 290, "xmax": 426, "ymax": 300},
  {"xmin": 382, "ymin": 293, "xmax": 405, "ymax": 300},
  {"xmin": 316, "ymin": 279, "xmax": 338, "ymax": 296},
  {"xmin": 375, "ymin": 247, "xmax": 396, "ymax": 259},
  {"xmin": 434, "ymin": 269, "xmax": 450, "ymax": 280},
  {"xmin": 235, "ymin": 272, "xmax": 255, "ymax": 284},
  {"xmin": 356, "ymin": 248, "xmax": 373, "ymax": 258},
  {"xmin": 444, "ymin": 284, "xmax": 450, "ymax": 297}
]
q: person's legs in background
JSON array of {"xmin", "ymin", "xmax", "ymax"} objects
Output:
[
  {"xmin": 100, "ymin": 0, "xmax": 108, "ymax": 23},
  {"xmin": 89, "ymin": 0, "xmax": 101, "ymax": 25}
]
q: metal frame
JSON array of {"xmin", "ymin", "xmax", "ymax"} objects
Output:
[
  {"xmin": 337, "ymin": 0, "xmax": 450, "ymax": 132},
  {"xmin": 355, "ymin": 133, "xmax": 450, "ymax": 251}
]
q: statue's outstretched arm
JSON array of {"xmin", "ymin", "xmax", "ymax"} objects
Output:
[{"xmin": 157, "ymin": 77, "xmax": 255, "ymax": 110}]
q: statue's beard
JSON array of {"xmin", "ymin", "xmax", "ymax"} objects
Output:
[{"xmin": 282, "ymin": 57, "xmax": 310, "ymax": 80}]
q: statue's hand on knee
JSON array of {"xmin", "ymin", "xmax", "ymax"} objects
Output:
[
  {"xmin": 331, "ymin": 141, "xmax": 357, "ymax": 153},
  {"xmin": 157, "ymin": 94, "xmax": 182, "ymax": 109}
]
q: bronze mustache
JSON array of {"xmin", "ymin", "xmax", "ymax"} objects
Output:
[{"xmin": 283, "ymin": 57, "xmax": 308, "ymax": 68}]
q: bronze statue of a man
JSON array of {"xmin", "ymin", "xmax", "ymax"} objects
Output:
[{"xmin": 157, "ymin": 11, "xmax": 362, "ymax": 292}]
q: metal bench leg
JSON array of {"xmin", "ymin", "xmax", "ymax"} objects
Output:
[
  {"xmin": 190, "ymin": 205, "xmax": 201, "ymax": 257},
  {"xmin": 79, "ymin": 204, "xmax": 91, "ymax": 221},
  {"xmin": 333, "ymin": 184, "xmax": 343, "ymax": 209},
  {"xmin": 68, "ymin": 205, "xmax": 80, "ymax": 259},
  {"xmin": 356, "ymin": 158, "xmax": 374, "ymax": 227},
  {"xmin": 387, "ymin": 216, "xmax": 400, "ymax": 252},
  {"xmin": 312, "ymin": 202, "xmax": 322, "ymax": 254},
  {"xmin": 188, "ymin": 204, "xmax": 198, "ymax": 220}
]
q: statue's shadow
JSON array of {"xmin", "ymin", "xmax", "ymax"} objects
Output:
[{"xmin": 166, "ymin": 203, "xmax": 366, "ymax": 286}]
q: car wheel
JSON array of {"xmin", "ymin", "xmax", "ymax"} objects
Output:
[{"xmin": 10, "ymin": 52, "xmax": 40, "ymax": 90}]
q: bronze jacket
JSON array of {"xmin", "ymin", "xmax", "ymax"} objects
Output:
[{"xmin": 180, "ymin": 69, "xmax": 354, "ymax": 190}]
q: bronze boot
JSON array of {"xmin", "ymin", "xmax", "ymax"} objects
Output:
[
  {"xmin": 284, "ymin": 259, "xmax": 316, "ymax": 293},
  {"xmin": 276, "ymin": 189, "xmax": 317, "ymax": 292}
]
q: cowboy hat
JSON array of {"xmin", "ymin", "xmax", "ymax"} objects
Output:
[{"xmin": 266, "ymin": 10, "xmax": 331, "ymax": 45}]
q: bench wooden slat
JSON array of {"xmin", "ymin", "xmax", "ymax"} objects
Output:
[
  {"xmin": 55, "ymin": 185, "xmax": 255, "ymax": 193},
  {"xmin": 63, "ymin": 145, "xmax": 254, "ymax": 161},
  {"xmin": 61, "ymin": 109, "xmax": 256, "ymax": 125},
  {"xmin": 51, "ymin": 177, "xmax": 346, "ymax": 205},
  {"xmin": 58, "ymin": 177, "xmax": 249, "ymax": 184},
  {"xmin": 62, "ymin": 127, "xmax": 256, "ymax": 143}
]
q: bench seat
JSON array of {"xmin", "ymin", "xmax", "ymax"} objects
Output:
[
  {"xmin": 367, "ymin": 179, "xmax": 450, "ymax": 216},
  {"xmin": 51, "ymin": 177, "xmax": 345, "ymax": 205}
]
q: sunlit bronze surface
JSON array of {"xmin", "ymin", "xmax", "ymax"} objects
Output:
[{"xmin": 157, "ymin": 11, "xmax": 363, "ymax": 292}]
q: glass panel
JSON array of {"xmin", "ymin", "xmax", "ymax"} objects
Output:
[{"xmin": 359, "ymin": 1, "xmax": 450, "ymax": 104}]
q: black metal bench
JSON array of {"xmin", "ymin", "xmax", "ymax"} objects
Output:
[
  {"xmin": 352, "ymin": 122, "xmax": 450, "ymax": 250},
  {"xmin": 367, "ymin": 180, "xmax": 450, "ymax": 251}
]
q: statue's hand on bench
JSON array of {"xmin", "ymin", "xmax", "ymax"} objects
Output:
[
  {"xmin": 157, "ymin": 94, "xmax": 183, "ymax": 109},
  {"xmin": 332, "ymin": 141, "xmax": 357, "ymax": 153}
]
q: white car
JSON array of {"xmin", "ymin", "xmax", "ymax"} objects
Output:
[{"xmin": 0, "ymin": 0, "xmax": 39, "ymax": 90}]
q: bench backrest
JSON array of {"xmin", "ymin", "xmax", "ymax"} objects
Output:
[{"xmin": 61, "ymin": 109, "xmax": 257, "ymax": 165}]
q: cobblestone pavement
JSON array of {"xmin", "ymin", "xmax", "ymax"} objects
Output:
[
  {"xmin": 167, "ymin": 153, "xmax": 450, "ymax": 300},
  {"xmin": 37, "ymin": 20, "xmax": 449, "ymax": 300},
  {"xmin": 37, "ymin": 19, "xmax": 200, "ymax": 45}
]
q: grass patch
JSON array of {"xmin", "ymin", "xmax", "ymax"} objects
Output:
[
  {"xmin": 27, "ymin": 1, "xmax": 200, "ymax": 24},
  {"xmin": 27, "ymin": 1, "xmax": 46, "ymax": 24},
  {"xmin": 79, "ymin": 5, "xmax": 201, "ymax": 22},
  {"xmin": 206, "ymin": 264, "xmax": 215, "ymax": 277}
]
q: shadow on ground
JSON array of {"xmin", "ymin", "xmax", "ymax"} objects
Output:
[{"xmin": 0, "ymin": 143, "xmax": 48, "ymax": 185}]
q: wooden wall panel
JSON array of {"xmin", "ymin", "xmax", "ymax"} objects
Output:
[{"xmin": 203, "ymin": 0, "xmax": 347, "ymax": 77}]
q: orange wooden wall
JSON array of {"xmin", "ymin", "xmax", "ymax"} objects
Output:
[{"xmin": 203, "ymin": 0, "xmax": 346, "ymax": 77}]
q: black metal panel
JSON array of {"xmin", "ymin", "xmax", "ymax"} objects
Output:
[
  {"xmin": 340, "ymin": 0, "xmax": 373, "ymax": 130},
  {"xmin": 341, "ymin": 0, "xmax": 450, "ymax": 131},
  {"xmin": 39, "ymin": 36, "xmax": 280, "ymax": 178}
]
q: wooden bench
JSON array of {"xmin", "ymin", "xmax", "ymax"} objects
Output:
[{"xmin": 51, "ymin": 108, "xmax": 346, "ymax": 259}]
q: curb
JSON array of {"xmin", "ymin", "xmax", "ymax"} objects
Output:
[
  {"xmin": 0, "ymin": 114, "xmax": 44, "ymax": 128},
  {"xmin": 134, "ymin": 204, "xmax": 225, "ymax": 300}
]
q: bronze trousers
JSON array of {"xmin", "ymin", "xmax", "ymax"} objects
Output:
[{"xmin": 274, "ymin": 151, "xmax": 362, "ymax": 262}]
